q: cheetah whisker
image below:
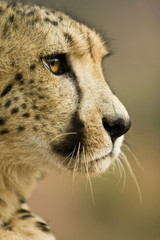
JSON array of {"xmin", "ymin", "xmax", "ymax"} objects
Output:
[
  {"xmin": 83, "ymin": 146, "xmax": 95, "ymax": 206},
  {"xmin": 119, "ymin": 151, "xmax": 142, "ymax": 203}
]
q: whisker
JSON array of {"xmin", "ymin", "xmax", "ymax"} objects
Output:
[
  {"xmin": 72, "ymin": 142, "xmax": 81, "ymax": 184},
  {"xmin": 52, "ymin": 132, "xmax": 78, "ymax": 141},
  {"xmin": 119, "ymin": 151, "xmax": 142, "ymax": 203},
  {"xmin": 83, "ymin": 146, "xmax": 95, "ymax": 206},
  {"xmin": 123, "ymin": 143, "xmax": 144, "ymax": 172}
]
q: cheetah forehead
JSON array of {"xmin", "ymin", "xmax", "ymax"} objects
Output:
[{"xmin": 0, "ymin": 1, "xmax": 108, "ymax": 61}]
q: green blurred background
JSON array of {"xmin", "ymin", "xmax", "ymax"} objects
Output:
[{"xmin": 23, "ymin": 0, "xmax": 160, "ymax": 239}]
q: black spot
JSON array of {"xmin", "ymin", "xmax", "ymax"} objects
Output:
[
  {"xmin": 52, "ymin": 21, "xmax": 58, "ymax": 26},
  {"xmin": 45, "ymin": 11, "xmax": 50, "ymax": 15},
  {"xmin": 0, "ymin": 129, "xmax": 9, "ymax": 135},
  {"xmin": 17, "ymin": 209, "xmax": 31, "ymax": 214},
  {"xmin": 19, "ymin": 88, "xmax": 24, "ymax": 91},
  {"xmin": 0, "ymin": 118, "xmax": 5, "ymax": 125},
  {"xmin": 21, "ymin": 103, "xmax": 27, "ymax": 109},
  {"xmin": 6, "ymin": 226, "xmax": 12, "ymax": 231},
  {"xmin": 1, "ymin": 84, "xmax": 13, "ymax": 97},
  {"xmin": 58, "ymin": 16, "xmax": 63, "ymax": 21},
  {"xmin": 20, "ymin": 214, "xmax": 34, "ymax": 220},
  {"xmin": 44, "ymin": 17, "xmax": 50, "ymax": 23},
  {"xmin": 14, "ymin": 97, "xmax": 18, "ymax": 101},
  {"xmin": 29, "ymin": 92, "xmax": 34, "ymax": 96},
  {"xmin": 30, "ymin": 64, "xmax": 36, "ymax": 71},
  {"xmin": 29, "ymin": 79, "xmax": 34, "ymax": 84},
  {"xmin": 64, "ymin": 33, "xmax": 73, "ymax": 45},
  {"xmin": 3, "ymin": 221, "xmax": 12, "ymax": 231},
  {"xmin": 0, "ymin": 198, "xmax": 6, "ymax": 206},
  {"xmin": 35, "ymin": 114, "xmax": 40, "ymax": 120},
  {"xmin": 0, "ymin": 7, "xmax": 3, "ymax": 14},
  {"xmin": 5, "ymin": 100, "xmax": 11, "ymax": 108},
  {"xmin": 9, "ymin": 15, "xmax": 14, "ymax": 22},
  {"xmin": 11, "ymin": 107, "xmax": 19, "ymax": 114},
  {"xmin": 15, "ymin": 73, "xmax": 23, "ymax": 81},
  {"xmin": 44, "ymin": 17, "xmax": 58, "ymax": 26},
  {"xmin": 22, "ymin": 113, "xmax": 30, "ymax": 118},
  {"xmin": 32, "ymin": 17, "xmax": 39, "ymax": 25},
  {"xmin": 7, "ymin": 2, "xmax": 17, "ymax": 8},
  {"xmin": 38, "ymin": 95, "xmax": 45, "ymax": 99},
  {"xmin": 19, "ymin": 196, "xmax": 26, "ymax": 204},
  {"xmin": 3, "ymin": 24, "xmax": 9, "ymax": 36},
  {"xmin": 33, "ymin": 126, "xmax": 37, "ymax": 132},
  {"xmin": 36, "ymin": 221, "xmax": 51, "ymax": 233},
  {"xmin": 18, "ymin": 126, "xmax": 25, "ymax": 131},
  {"xmin": 27, "ymin": 10, "xmax": 35, "ymax": 16},
  {"xmin": 32, "ymin": 105, "xmax": 37, "ymax": 109},
  {"xmin": 19, "ymin": 80, "xmax": 24, "ymax": 85}
]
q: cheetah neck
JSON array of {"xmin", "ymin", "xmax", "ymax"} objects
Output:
[{"xmin": 0, "ymin": 142, "xmax": 46, "ymax": 224}]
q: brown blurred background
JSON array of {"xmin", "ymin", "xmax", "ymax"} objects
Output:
[{"xmin": 20, "ymin": 0, "xmax": 160, "ymax": 239}]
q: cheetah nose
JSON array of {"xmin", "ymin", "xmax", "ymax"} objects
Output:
[{"xmin": 102, "ymin": 117, "xmax": 131, "ymax": 142}]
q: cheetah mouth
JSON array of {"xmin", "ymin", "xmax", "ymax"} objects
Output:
[{"xmin": 63, "ymin": 153, "xmax": 112, "ymax": 174}]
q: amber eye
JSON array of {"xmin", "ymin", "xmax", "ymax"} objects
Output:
[
  {"xmin": 49, "ymin": 59, "xmax": 61, "ymax": 74},
  {"xmin": 42, "ymin": 54, "xmax": 70, "ymax": 76}
]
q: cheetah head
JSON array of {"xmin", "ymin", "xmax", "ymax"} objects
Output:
[{"xmin": 0, "ymin": 2, "xmax": 131, "ymax": 175}]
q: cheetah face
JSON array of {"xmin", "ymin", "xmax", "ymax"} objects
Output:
[{"xmin": 0, "ymin": 3, "xmax": 131, "ymax": 175}]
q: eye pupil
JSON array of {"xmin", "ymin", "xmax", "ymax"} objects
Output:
[
  {"xmin": 50, "ymin": 60, "xmax": 55, "ymax": 66},
  {"xmin": 49, "ymin": 58, "xmax": 61, "ymax": 74}
]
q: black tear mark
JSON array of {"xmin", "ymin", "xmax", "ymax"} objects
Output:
[
  {"xmin": 36, "ymin": 221, "xmax": 51, "ymax": 233},
  {"xmin": 1, "ymin": 84, "xmax": 13, "ymax": 97},
  {"xmin": 0, "ymin": 118, "xmax": 5, "ymax": 125}
]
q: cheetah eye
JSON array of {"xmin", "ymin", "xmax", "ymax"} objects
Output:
[{"xmin": 42, "ymin": 54, "xmax": 70, "ymax": 76}]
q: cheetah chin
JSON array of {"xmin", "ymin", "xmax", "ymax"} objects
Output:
[{"xmin": 0, "ymin": 1, "xmax": 131, "ymax": 239}]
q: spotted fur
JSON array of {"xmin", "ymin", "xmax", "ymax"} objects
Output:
[{"xmin": 0, "ymin": 1, "xmax": 131, "ymax": 239}]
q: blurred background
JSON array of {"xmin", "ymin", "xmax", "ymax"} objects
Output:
[{"xmin": 20, "ymin": 0, "xmax": 160, "ymax": 239}]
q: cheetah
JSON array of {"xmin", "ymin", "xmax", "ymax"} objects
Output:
[{"xmin": 0, "ymin": 1, "xmax": 131, "ymax": 239}]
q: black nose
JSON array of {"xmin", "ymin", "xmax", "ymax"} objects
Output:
[{"xmin": 102, "ymin": 117, "xmax": 131, "ymax": 141}]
